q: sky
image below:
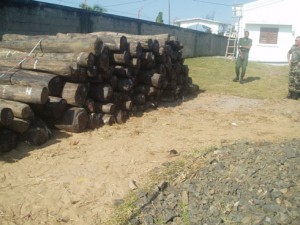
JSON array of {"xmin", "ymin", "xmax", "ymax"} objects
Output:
[{"xmin": 35, "ymin": 0, "xmax": 255, "ymax": 25}]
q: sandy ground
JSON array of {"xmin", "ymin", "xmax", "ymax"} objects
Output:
[{"xmin": 1, "ymin": 93, "xmax": 300, "ymax": 224}]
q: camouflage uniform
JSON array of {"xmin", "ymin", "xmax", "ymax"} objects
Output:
[
  {"xmin": 235, "ymin": 37, "xmax": 252, "ymax": 82},
  {"xmin": 288, "ymin": 45, "xmax": 300, "ymax": 97}
]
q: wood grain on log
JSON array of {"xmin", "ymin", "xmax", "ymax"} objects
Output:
[
  {"xmin": 0, "ymin": 99, "xmax": 33, "ymax": 119},
  {"xmin": 61, "ymin": 82, "xmax": 88, "ymax": 107}
]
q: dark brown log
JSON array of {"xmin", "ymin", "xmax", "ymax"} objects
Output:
[
  {"xmin": 54, "ymin": 107, "xmax": 88, "ymax": 133},
  {"xmin": 140, "ymin": 52, "xmax": 156, "ymax": 70},
  {"xmin": 0, "ymin": 68, "xmax": 64, "ymax": 97},
  {"xmin": 0, "ymin": 107, "xmax": 14, "ymax": 126},
  {"xmin": 127, "ymin": 41, "xmax": 143, "ymax": 58},
  {"xmin": 87, "ymin": 113, "xmax": 103, "ymax": 129},
  {"xmin": 88, "ymin": 84, "xmax": 113, "ymax": 102},
  {"xmin": 0, "ymin": 85, "xmax": 49, "ymax": 104},
  {"xmin": 110, "ymin": 51, "xmax": 131, "ymax": 66},
  {"xmin": 0, "ymin": 50, "xmax": 95, "ymax": 69},
  {"xmin": 94, "ymin": 102, "xmax": 116, "ymax": 114},
  {"xmin": 117, "ymin": 78, "xmax": 134, "ymax": 92},
  {"xmin": 122, "ymin": 100, "xmax": 133, "ymax": 111},
  {"xmin": 0, "ymin": 128, "xmax": 18, "ymax": 153},
  {"xmin": 130, "ymin": 58, "xmax": 141, "ymax": 76},
  {"xmin": 0, "ymin": 57, "xmax": 88, "ymax": 78},
  {"xmin": 0, "ymin": 36, "xmax": 104, "ymax": 55},
  {"xmin": 0, "ymin": 99, "xmax": 33, "ymax": 119},
  {"xmin": 115, "ymin": 110, "xmax": 127, "ymax": 124},
  {"xmin": 96, "ymin": 46, "xmax": 110, "ymax": 72},
  {"xmin": 112, "ymin": 92, "xmax": 131, "ymax": 106},
  {"xmin": 109, "ymin": 75, "xmax": 118, "ymax": 90},
  {"xmin": 7, "ymin": 117, "xmax": 30, "ymax": 133},
  {"xmin": 84, "ymin": 98, "xmax": 95, "ymax": 113},
  {"xmin": 30, "ymin": 96, "xmax": 68, "ymax": 120},
  {"xmin": 135, "ymin": 84, "xmax": 158, "ymax": 97},
  {"xmin": 113, "ymin": 66, "xmax": 134, "ymax": 78},
  {"xmin": 21, "ymin": 118, "xmax": 51, "ymax": 146},
  {"xmin": 137, "ymin": 71, "xmax": 165, "ymax": 89},
  {"xmin": 61, "ymin": 82, "xmax": 88, "ymax": 107},
  {"xmin": 132, "ymin": 93, "xmax": 146, "ymax": 105},
  {"xmin": 101, "ymin": 113, "xmax": 115, "ymax": 125}
]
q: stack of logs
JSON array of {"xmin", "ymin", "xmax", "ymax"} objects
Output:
[{"xmin": 0, "ymin": 32, "xmax": 199, "ymax": 153}]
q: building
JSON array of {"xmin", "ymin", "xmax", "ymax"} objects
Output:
[{"xmin": 239, "ymin": 0, "xmax": 299, "ymax": 63}]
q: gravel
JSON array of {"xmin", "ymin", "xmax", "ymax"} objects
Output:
[{"xmin": 128, "ymin": 139, "xmax": 300, "ymax": 225}]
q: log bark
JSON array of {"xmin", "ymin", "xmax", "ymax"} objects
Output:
[
  {"xmin": 54, "ymin": 107, "xmax": 88, "ymax": 133},
  {"xmin": 113, "ymin": 66, "xmax": 134, "ymax": 78},
  {"xmin": 30, "ymin": 96, "xmax": 68, "ymax": 120},
  {"xmin": 127, "ymin": 41, "xmax": 143, "ymax": 58},
  {"xmin": 122, "ymin": 100, "xmax": 133, "ymax": 111},
  {"xmin": 88, "ymin": 84, "xmax": 113, "ymax": 102},
  {"xmin": 0, "ymin": 107, "xmax": 14, "ymax": 126},
  {"xmin": 101, "ymin": 114, "xmax": 115, "ymax": 125},
  {"xmin": 21, "ymin": 118, "xmax": 51, "ymax": 146},
  {"xmin": 137, "ymin": 71, "xmax": 165, "ymax": 89},
  {"xmin": 0, "ymin": 36, "xmax": 104, "ymax": 55},
  {"xmin": 110, "ymin": 51, "xmax": 131, "ymax": 65},
  {"xmin": 0, "ymin": 99, "xmax": 33, "ymax": 119},
  {"xmin": 117, "ymin": 78, "xmax": 134, "ymax": 92},
  {"xmin": 0, "ymin": 85, "xmax": 49, "ymax": 104},
  {"xmin": 135, "ymin": 84, "xmax": 159, "ymax": 97},
  {"xmin": 87, "ymin": 113, "xmax": 103, "ymax": 129},
  {"xmin": 94, "ymin": 102, "xmax": 116, "ymax": 114},
  {"xmin": 84, "ymin": 98, "xmax": 95, "ymax": 113},
  {"xmin": 61, "ymin": 82, "xmax": 88, "ymax": 107},
  {"xmin": 115, "ymin": 110, "xmax": 127, "ymax": 124},
  {"xmin": 0, "ymin": 68, "xmax": 64, "ymax": 97},
  {"xmin": 7, "ymin": 117, "xmax": 30, "ymax": 133},
  {"xmin": 0, "ymin": 128, "xmax": 18, "ymax": 153},
  {"xmin": 132, "ymin": 93, "xmax": 146, "ymax": 105}
]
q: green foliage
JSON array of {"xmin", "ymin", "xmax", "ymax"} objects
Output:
[
  {"xmin": 156, "ymin": 12, "xmax": 164, "ymax": 23},
  {"xmin": 186, "ymin": 57, "xmax": 289, "ymax": 100},
  {"xmin": 79, "ymin": 3, "xmax": 107, "ymax": 12}
]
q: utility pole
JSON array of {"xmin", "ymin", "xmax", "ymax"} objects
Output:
[{"xmin": 168, "ymin": 0, "xmax": 170, "ymax": 25}]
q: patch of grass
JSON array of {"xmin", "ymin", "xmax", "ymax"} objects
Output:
[{"xmin": 186, "ymin": 57, "xmax": 289, "ymax": 100}]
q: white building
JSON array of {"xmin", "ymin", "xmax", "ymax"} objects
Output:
[{"xmin": 239, "ymin": 0, "xmax": 299, "ymax": 63}]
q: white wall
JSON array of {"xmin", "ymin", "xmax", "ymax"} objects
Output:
[{"xmin": 240, "ymin": 0, "xmax": 299, "ymax": 62}]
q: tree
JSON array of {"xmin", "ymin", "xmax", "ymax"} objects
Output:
[
  {"xmin": 79, "ymin": 3, "xmax": 107, "ymax": 13},
  {"xmin": 156, "ymin": 12, "xmax": 164, "ymax": 24}
]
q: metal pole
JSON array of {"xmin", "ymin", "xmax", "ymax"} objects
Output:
[{"xmin": 168, "ymin": 0, "xmax": 170, "ymax": 25}]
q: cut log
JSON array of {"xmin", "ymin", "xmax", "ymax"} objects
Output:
[
  {"xmin": 115, "ymin": 110, "xmax": 127, "ymax": 124},
  {"xmin": 137, "ymin": 71, "xmax": 165, "ymax": 89},
  {"xmin": 132, "ymin": 93, "xmax": 146, "ymax": 105},
  {"xmin": 109, "ymin": 75, "xmax": 118, "ymax": 90},
  {"xmin": 0, "ymin": 36, "xmax": 104, "ymax": 55},
  {"xmin": 117, "ymin": 78, "xmax": 134, "ymax": 92},
  {"xmin": 135, "ymin": 84, "xmax": 159, "ymax": 97},
  {"xmin": 21, "ymin": 118, "xmax": 51, "ymax": 146},
  {"xmin": 0, "ymin": 57, "xmax": 88, "ymax": 79},
  {"xmin": 61, "ymin": 82, "xmax": 88, "ymax": 107},
  {"xmin": 87, "ymin": 113, "xmax": 103, "ymax": 129},
  {"xmin": 140, "ymin": 52, "xmax": 156, "ymax": 70},
  {"xmin": 0, "ymin": 107, "xmax": 14, "ymax": 126},
  {"xmin": 113, "ymin": 66, "xmax": 134, "ymax": 78},
  {"xmin": 54, "ymin": 107, "xmax": 88, "ymax": 133},
  {"xmin": 7, "ymin": 117, "xmax": 30, "ymax": 133},
  {"xmin": 0, "ymin": 128, "xmax": 18, "ymax": 153},
  {"xmin": 101, "ymin": 113, "xmax": 115, "ymax": 125},
  {"xmin": 0, "ymin": 68, "xmax": 64, "ymax": 97},
  {"xmin": 0, "ymin": 99, "xmax": 33, "ymax": 119},
  {"xmin": 88, "ymin": 84, "xmax": 113, "ymax": 102},
  {"xmin": 110, "ymin": 51, "xmax": 131, "ymax": 66},
  {"xmin": 30, "ymin": 96, "xmax": 68, "ymax": 120},
  {"xmin": 127, "ymin": 41, "xmax": 143, "ymax": 58},
  {"xmin": 84, "ymin": 98, "xmax": 95, "ymax": 113},
  {"xmin": 0, "ymin": 85, "xmax": 49, "ymax": 104},
  {"xmin": 94, "ymin": 102, "xmax": 116, "ymax": 114},
  {"xmin": 122, "ymin": 100, "xmax": 133, "ymax": 111}
]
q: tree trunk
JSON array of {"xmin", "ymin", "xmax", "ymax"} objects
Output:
[
  {"xmin": 0, "ymin": 85, "xmax": 49, "ymax": 104},
  {"xmin": 0, "ymin": 128, "xmax": 18, "ymax": 153},
  {"xmin": 0, "ymin": 107, "xmax": 14, "ymax": 126},
  {"xmin": 61, "ymin": 82, "xmax": 88, "ymax": 107},
  {"xmin": 88, "ymin": 84, "xmax": 113, "ymax": 102},
  {"xmin": 87, "ymin": 113, "xmax": 103, "ymax": 129},
  {"xmin": 54, "ymin": 107, "xmax": 88, "ymax": 133},
  {"xmin": 7, "ymin": 117, "xmax": 30, "ymax": 133},
  {"xmin": 110, "ymin": 51, "xmax": 131, "ymax": 66},
  {"xmin": 0, "ymin": 68, "xmax": 64, "ymax": 97},
  {"xmin": 117, "ymin": 78, "xmax": 134, "ymax": 92},
  {"xmin": 94, "ymin": 102, "xmax": 116, "ymax": 114},
  {"xmin": 115, "ymin": 110, "xmax": 127, "ymax": 124},
  {"xmin": 0, "ymin": 36, "xmax": 104, "ymax": 55},
  {"xmin": 84, "ymin": 98, "xmax": 95, "ymax": 113},
  {"xmin": 137, "ymin": 71, "xmax": 165, "ymax": 89},
  {"xmin": 101, "ymin": 113, "xmax": 115, "ymax": 125},
  {"xmin": 0, "ymin": 99, "xmax": 33, "ymax": 119}
]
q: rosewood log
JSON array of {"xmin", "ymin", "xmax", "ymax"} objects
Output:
[
  {"xmin": 87, "ymin": 113, "xmax": 103, "ymax": 129},
  {"xmin": 0, "ymin": 99, "xmax": 33, "ymax": 119},
  {"xmin": 61, "ymin": 82, "xmax": 88, "ymax": 107},
  {"xmin": 94, "ymin": 102, "xmax": 116, "ymax": 114},
  {"xmin": 7, "ymin": 117, "xmax": 30, "ymax": 133},
  {"xmin": 54, "ymin": 107, "xmax": 88, "ymax": 133},
  {"xmin": 0, "ymin": 107, "xmax": 14, "ymax": 126},
  {"xmin": 0, "ymin": 85, "xmax": 49, "ymax": 104}
]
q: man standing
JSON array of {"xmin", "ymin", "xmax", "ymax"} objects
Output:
[
  {"xmin": 233, "ymin": 31, "xmax": 252, "ymax": 84},
  {"xmin": 287, "ymin": 36, "xmax": 300, "ymax": 100}
]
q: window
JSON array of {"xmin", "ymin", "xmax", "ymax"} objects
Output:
[{"xmin": 259, "ymin": 27, "xmax": 278, "ymax": 44}]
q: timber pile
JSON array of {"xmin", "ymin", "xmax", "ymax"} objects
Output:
[{"xmin": 0, "ymin": 32, "xmax": 199, "ymax": 153}]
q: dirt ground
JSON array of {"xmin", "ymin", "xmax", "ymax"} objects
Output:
[{"xmin": 1, "ymin": 93, "xmax": 300, "ymax": 225}]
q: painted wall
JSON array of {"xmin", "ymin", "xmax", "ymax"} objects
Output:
[
  {"xmin": 241, "ymin": 0, "xmax": 299, "ymax": 62},
  {"xmin": 0, "ymin": 0, "xmax": 227, "ymax": 58}
]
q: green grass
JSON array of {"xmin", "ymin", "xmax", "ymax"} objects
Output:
[{"xmin": 186, "ymin": 57, "xmax": 289, "ymax": 100}]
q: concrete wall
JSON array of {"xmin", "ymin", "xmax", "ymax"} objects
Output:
[{"xmin": 0, "ymin": 0, "xmax": 228, "ymax": 58}]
